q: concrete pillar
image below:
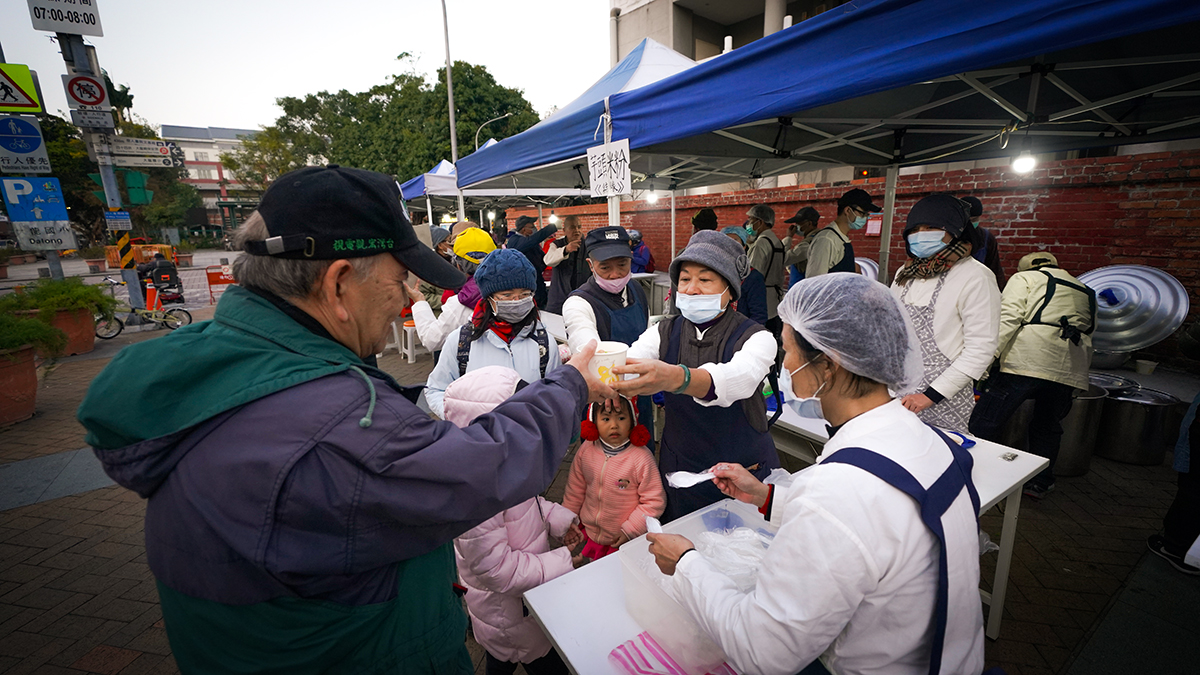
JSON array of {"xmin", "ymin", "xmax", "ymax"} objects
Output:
[{"xmin": 764, "ymin": 0, "xmax": 786, "ymax": 36}]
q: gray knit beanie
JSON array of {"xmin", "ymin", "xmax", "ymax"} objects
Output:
[{"xmin": 669, "ymin": 229, "xmax": 750, "ymax": 301}]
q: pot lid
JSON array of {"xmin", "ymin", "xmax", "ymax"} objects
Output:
[
  {"xmin": 1089, "ymin": 371, "xmax": 1140, "ymax": 392},
  {"xmin": 1078, "ymin": 265, "xmax": 1189, "ymax": 352},
  {"xmin": 855, "ymin": 258, "xmax": 879, "ymax": 281},
  {"xmin": 1108, "ymin": 386, "xmax": 1180, "ymax": 405}
]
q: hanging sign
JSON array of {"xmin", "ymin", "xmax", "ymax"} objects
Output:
[
  {"xmin": 62, "ymin": 73, "xmax": 109, "ymax": 111},
  {"xmin": 70, "ymin": 109, "xmax": 115, "ymax": 129},
  {"xmin": 0, "ymin": 116, "xmax": 52, "ymax": 174},
  {"xmin": 105, "ymin": 210, "xmax": 131, "ymax": 230},
  {"xmin": 0, "ymin": 64, "xmax": 43, "ymax": 114},
  {"xmin": 586, "ymin": 138, "xmax": 631, "ymax": 198},
  {"xmin": 27, "ymin": 0, "xmax": 103, "ymax": 37}
]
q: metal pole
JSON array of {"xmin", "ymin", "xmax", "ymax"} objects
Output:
[
  {"xmin": 878, "ymin": 165, "xmax": 899, "ymax": 283},
  {"xmin": 440, "ymin": 0, "xmax": 466, "ymax": 222},
  {"xmin": 670, "ymin": 190, "xmax": 677, "ymax": 259},
  {"xmin": 426, "ymin": 195, "xmax": 434, "ymax": 227}
]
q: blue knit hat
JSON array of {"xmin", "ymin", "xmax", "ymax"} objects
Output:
[{"xmin": 474, "ymin": 248, "xmax": 539, "ymax": 299}]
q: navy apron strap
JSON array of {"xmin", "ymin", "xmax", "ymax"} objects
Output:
[{"xmin": 822, "ymin": 445, "xmax": 968, "ymax": 675}]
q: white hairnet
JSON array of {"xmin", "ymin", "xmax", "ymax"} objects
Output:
[{"xmin": 778, "ymin": 272, "xmax": 923, "ymax": 392}]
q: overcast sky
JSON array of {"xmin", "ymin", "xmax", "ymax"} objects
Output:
[{"xmin": 2, "ymin": 0, "xmax": 611, "ymax": 131}]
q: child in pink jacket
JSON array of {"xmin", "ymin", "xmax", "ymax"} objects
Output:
[
  {"xmin": 444, "ymin": 366, "xmax": 582, "ymax": 674},
  {"xmin": 563, "ymin": 396, "xmax": 666, "ymax": 560}
]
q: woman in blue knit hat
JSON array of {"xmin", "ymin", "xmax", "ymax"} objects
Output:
[{"xmin": 424, "ymin": 248, "xmax": 562, "ymax": 418}]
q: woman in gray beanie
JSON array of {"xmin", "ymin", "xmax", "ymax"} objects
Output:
[
  {"xmin": 612, "ymin": 230, "xmax": 780, "ymax": 520},
  {"xmin": 424, "ymin": 248, "xmax": 562, "ymax": 418}
]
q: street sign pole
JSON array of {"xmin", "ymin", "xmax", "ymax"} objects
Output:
[{"xmin": 56, "ymin": 33, "xmax": 140, "ymax": 304}]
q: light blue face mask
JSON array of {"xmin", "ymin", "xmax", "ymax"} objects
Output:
[
  {"xmin": 908, "ymin": 231, "xmax": 949, "ymax": 259},
  {"xmin": 849, "ymin": 214, "xmax": 868, "ymax": 230},
  {"xmin": 675, "ymin": 292, "xmax": 726, "ymax": 324},
  {"xmin": 778, "ymin": 359, "xmax": 828, "ymax": 420}
]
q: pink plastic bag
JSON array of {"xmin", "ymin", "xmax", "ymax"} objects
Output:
[{"xmin": 609, "ymin": 631, "xmax": 737, "ymax": 675}]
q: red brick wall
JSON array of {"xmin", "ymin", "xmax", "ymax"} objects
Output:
[{"xmin": 511, "ymin": 149, "xmax": 1200, "ymax": 362}]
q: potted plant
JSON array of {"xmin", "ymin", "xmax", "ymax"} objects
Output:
[
  {"xmin": 0, "ymin": 249, "xmax": 10, "ymax": 280},
  {"xmin": 0, "ymin": 313, "xmax": 66, "ymax": 426},
  {"xmin": 0, "ymin": 278, "xmax": 118, "ymax": 357},
  {"xmin": 80, "ymin": 246, "xmax": 109, "ymax": 274},
  {"xmin": 175, "ymin": 239, "xmax": 197, "ymax": 267}
]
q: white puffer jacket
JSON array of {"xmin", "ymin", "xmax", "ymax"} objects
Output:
[{"xmin": 443, "ymin": 366, "xmax": 577, "ymax": 663}]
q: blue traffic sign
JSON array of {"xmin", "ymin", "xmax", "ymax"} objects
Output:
[
  {"xmin": 0, "ymin": 116, "xmax": 43, "ymax": 154},
  {"xmin": 1, "ymin": 177, "xmax": 69, "ymax": 222}
]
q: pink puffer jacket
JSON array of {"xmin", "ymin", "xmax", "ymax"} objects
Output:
[{"xmin": 444, "ymin": 366, "xmax": 577, "ymax": 663}]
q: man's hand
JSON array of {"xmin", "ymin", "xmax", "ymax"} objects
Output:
[
  {"xmin": 562, "ymin": 522, "xmax": 583, "ymax": 549},
  {"xmin": 711, "ymin": 463, "xmax": 770, "ymax": 508},
  {"xmin": 901, "ymin": 392, "xmax": 935, "ymax": 413},
  {"xmin": 565, "ymin": 239, "xmax": 582, "ymax": 253},
  {"xmin": 611, "ymin": 359, "xmax": 684, "ymax": 397},
  {"xmin": 566, "ymin": 341, "xmax": 619, "ymax": 403},
  {"xmin": 647, "ymin": 533, "xmax": 696, "ymax": 576}
]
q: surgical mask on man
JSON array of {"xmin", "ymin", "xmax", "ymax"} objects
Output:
[
  {"xmin": 849, "ymin": 214, "xmax": 868, "ymax": 230},
  {"xmin": 778, "ymin": 359, "xmax": 827, "ymax": 420},
  {"xmin": 492, "ymin": 296, "xmax": 535, "ymax": 323},
  {"xmin": 595, "ymin": 271, "xmax": 632, "ymax": 294},
  {"xmin": 675, "ymin": 292, "xmax": 726, "ymax": 324},
  {"xmin": 971, "ymin": 219, "xmax": 981, "ymax": 229},
  {"xmin": 907, "ymin": 231, "xmax": 949, "ymax": 259}
]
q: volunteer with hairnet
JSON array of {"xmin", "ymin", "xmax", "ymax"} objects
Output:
[
  {"xmin": 891, "ymin": 194, "xmax": 1000, "ymax": 431},
  {"xmin": 646, "ymin": 273, "xmax": 985, "ymax": 675}
]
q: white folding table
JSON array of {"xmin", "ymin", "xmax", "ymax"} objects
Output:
[{"xmin": 525, "ymin": 413, "xmax": 1046, "ymax": 673}]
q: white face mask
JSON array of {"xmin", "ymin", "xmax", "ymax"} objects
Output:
[
  {"xmin": 491, "ymin": 296, "xmax": 534, "ymax": 323},
  {"xmin": 778, "ymin": 359, "xmax": 827, "ymax": 420},
  {"xmin": 675, "ymin": 292, "xmax": 726, "ymax": 324}
]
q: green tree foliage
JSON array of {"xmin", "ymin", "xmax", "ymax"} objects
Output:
[
  {"xmin": 37, "ymin": 115, "xmax": 106, "ymax": 244},
  {"xmin": 220, "ymin": 58, "xmax": 539, "ymax": 190},
  {"xmin": 103, "ymin": 70, "xmax": 134, "ymax": 125}
]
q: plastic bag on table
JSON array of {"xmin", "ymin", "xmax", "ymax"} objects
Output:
[
  {"xmin": 763, "ymin": 467, "xmax": 795, "ymax": 488},
  {"xmin": 695, "ymin": 527, "xmax": 773, "ymax": 593},
  {"xmin": 609, "ymin": 631, "xmax": 737, "ymax": 675},
  {"xmin": 979, "ymin": 530, "xmax": 1000, "ymax": 556}
]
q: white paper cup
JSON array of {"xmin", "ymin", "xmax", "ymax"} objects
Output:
[{"xmin": 589, "ymin": 341, "xmax": 628, "ymax": 385}]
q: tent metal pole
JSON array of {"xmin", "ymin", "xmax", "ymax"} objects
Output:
[
  {"xmin": 426, "ymin": 196, "xmax": 434, "ymax": 226},
  {"xmin": 670, "ymin": 190, "xmax": 677, "ymax": 260},
  {"xmin": 878, "ymin": 165, "xmax": 899, "ymax": 283},
  {"xmin": 538, "ymin": 204, "xmax": 543, "ymax": 229}
]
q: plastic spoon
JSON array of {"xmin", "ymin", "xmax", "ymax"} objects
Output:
[{"xmin": 666, "ymin": 470, "xmax": 716, "ymax": 488}]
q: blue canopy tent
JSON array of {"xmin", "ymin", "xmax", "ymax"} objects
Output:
[{"xmin": 457, "ymin": 0, "xmax": 1200, "ymax": 274}]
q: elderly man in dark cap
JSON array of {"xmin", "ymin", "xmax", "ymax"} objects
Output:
[
  {"xmin": 77, "ymin": 166, "xmax": 612, "ymax": 673},
  {"xmin": 506, "ymin": 214, "xmax": 559, "ymax": 307},
  {"xmin": 962, "ymin": 195, "xmax": 1006, "ymax": 287},
  {"xmin": 782, "ymin": 205, "xmax": 821, "ymax": 287}
]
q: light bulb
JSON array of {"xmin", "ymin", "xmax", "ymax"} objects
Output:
[
  {"xmin": 1012, "ymin": 154, "xmax": 1036, "ymax": 173},
  {"xmin": 646, "ymin": 192, "xmax": 660, "ymax": 204},
  {"xmin": 549, "ymin": 213, "xmax": 559, "ymax": 224},
  {"xmin": 487, "ymin": 211, "xmax": 495, "ymax": 221}
]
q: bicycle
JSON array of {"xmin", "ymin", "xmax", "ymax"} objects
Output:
[{"xmin": 94, "ymin": 277, "xmax": 192, "ymax": 339}]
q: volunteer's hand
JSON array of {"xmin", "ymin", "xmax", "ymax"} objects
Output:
[
  {"xmin": 711, "ymin": 463, "xmax": 770, "ymax": 508},
  {"xmin": 562, "ymin": 522, "xmax": 583, "ymax": 549},
  {"xmin": 566, "ymin": 341, "xmax": 619, "ymax": 404},
  {"xmin": 611, "ymin": 359, "xmax": 685, "ymax": 397},
  {"xmin": 402, "ymin": 281, "xmax": 424, "ymax": 304},
  {"xmin": 901, "ymin": 393, "xmax": 935, "ymax": 413},
  {"xmin": 647, "ymin": 533, "xmax": 695, "ymax": 576}
]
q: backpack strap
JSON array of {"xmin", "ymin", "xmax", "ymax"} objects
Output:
[
  {"xmin": 535, "ymin": 324, "xmax": 550, "ymax": 378},
  {"xmin": 456, "ymin": 324, "xmax": 473, "ymax": 377},
  {"xmin": 1026, "ymin": 269, "xmax": 1098, "ymax": 343}
]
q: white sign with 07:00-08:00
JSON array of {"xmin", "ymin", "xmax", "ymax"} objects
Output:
[{"xmin": 27, "ymin": 0, "xmax": 103, "ymax": 37}]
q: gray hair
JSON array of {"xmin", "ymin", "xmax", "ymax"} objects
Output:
[{"xmin": 231, "ymin": 212, "xmax": 378, "ymax": 299}]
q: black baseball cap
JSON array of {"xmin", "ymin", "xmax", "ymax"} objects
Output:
[
  {"xmin": 246, "ymin": 165, "xmax": 466, "ymax": 290},
  {"xmin": 514, "ymin": 215, "xmax": 539, "ymax": 229},
  {"xmin": 784, "ymin": 206, "xmax": 820, "ymax": 224},
  {"xmin": 837, "ymin": 188, "xmax": 882, "ymax": 213},
  {"xmin": 584, "ymin": 226, "xmax": 632, "ymax": 261},
  {"xmin": 961, "ymin": 196, "xmax": 983, "ymax": 218}
]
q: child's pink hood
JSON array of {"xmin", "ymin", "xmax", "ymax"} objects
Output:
[{"xmin": 443, "ymin": 365, "xmax": 523, "ymax": 427}]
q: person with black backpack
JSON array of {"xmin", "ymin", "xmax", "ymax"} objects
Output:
[{"xmin": 424, "ymin": 248, "xmax": 561, "ymax": 419}]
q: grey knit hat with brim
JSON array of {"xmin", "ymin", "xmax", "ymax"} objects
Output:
[
  {"xmin": 474, "ymin": 248, "xmax": 538, "ymax": 299},
  {"xmin": 669, "ymin": 229, "xmax": 750, "ymax": 301}
]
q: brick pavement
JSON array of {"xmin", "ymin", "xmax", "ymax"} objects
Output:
[{"xmin": 0, "ymin": 320, "xmax": 1186, "ymax": 673}]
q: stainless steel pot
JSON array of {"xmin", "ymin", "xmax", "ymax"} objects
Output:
[
  {"xmin": 1095, "ymin": 387, "xmax": 1182, "ymax": 465},
  {"xmin": 1090, "ymin": 352, "xmax": 1130, "ymax": 369},
  {"xmin": 1089, "ymin": 372, "xmax": 1139, "ymax": 395},
  {"xmin": 996, "ymin": 384, "xmax": 1108, "ymax": 476}
]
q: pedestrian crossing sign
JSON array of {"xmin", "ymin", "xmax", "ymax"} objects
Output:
[{"xmin": 0, "ymin": 65, "xmax": 43, "ymax": 115}]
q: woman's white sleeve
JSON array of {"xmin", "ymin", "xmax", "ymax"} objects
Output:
[
  {"xmin": 671, "ymin": 495, "xmax": 877, "ymax": 675},
  {"xmin": 696, "ymin": 330, "xmax": 777, "ymax": 407},
  {"xmin": 563, "ymin": 295, "xmax": 600, "ymax": 354},
  {"xmin": 929, "ymin": 270, "xmax": 1001, "ymax": 398},
  {"xmin": 413, "ymin": 296, "xmax": 471, "ymax": 353},
  {"xmin": 626, "ymin": 324, "xmax": 662, "ymax": 361}
]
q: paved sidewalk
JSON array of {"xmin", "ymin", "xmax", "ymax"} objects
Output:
[{"xmin": 0, "ymin": 317, "xmax": 1193, "ymax": 674}]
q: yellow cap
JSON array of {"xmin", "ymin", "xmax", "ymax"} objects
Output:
[{"xmin": 452, "ymin": 227, "xmax": 497, "ymax": 264}]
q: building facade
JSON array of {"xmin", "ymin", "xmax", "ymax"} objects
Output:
[{"xmin": 159, "ymin": 125, "xmax": 257, "ymax": 209}]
